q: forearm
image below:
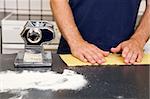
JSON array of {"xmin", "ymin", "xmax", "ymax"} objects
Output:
[
  {"xmin": 131, "ymin": 5, "xmax": 150, "ymax": 48},
  {"xmin": 50, "ymin": 0, "xmax": 84, "ymax": 47}
]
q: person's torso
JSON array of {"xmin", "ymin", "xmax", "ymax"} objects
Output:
[{"xmin": 57, "ymin": 0, "xmax": 141, "ymax": 54}]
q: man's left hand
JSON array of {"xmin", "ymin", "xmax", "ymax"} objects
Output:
[{"xmin": 111, "ymin": 38, "xmax": 144, "ymax": 64}]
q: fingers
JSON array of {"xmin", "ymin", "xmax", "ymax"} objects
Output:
[
  {"xmin": 112, "ymin": 39, "xmax": 144, "ymax": 64},
  {"xmin": 72, "ymin": 48, "xmax": 98, "ymax": 64},
  {"xmin": 129, "ymin": 52, "xmax": 138, "ymax": 64},
  {"xmin": 72, "ymin": 52, "xmax": 87, "ymax": 63},
  {"xmin": 122, "ymin": 47, "xmax": 129, "ymax": 58},
  {"xmin": 137, "ymin": 51, "xmax": 144, "ymax": 63},
  {"xmin": 124, "ymin": 51, "xmax": 138, "ymax": 64},
  {"xmin": 84, "ymin": 47, "xmax": 105, "ymax": 64},
  {"xmin": 102, "ymin": 51, "xmax": 110, "ymax": 57},
  {"xmin": 122, "ymin": 48, "xmax": 143, "ymax": 64},
  {"xmin": 83, "ymin": 53, "xmax": 96, "ymax": 64},
  {"xmin": 77, "ymin": 54, "xmax": 87, "ymax": 62},
  {"xmin": 124, "ymin": 51, "xmax": 133, "ymax": 64},
  {"xmin": 111, "ymin": 44, "xmax": 121, "ymax": 53},
  {"xmin": 92, "ymin": 50, "xmax": 107, "ymax": 64},
  {"xmin": 90, "ymin": 44, "xmax": 109, "ymax": 57},
  {"xmin": 83, "ymin": 51, "xmax": 100, "ymax": 64},
  {"xmin": 71, "ymin": 43, "xmax": 109, "ymax": 64},
  {"xmin": 89, "ymin": 45, "xmax": 109, "ymax": 63},
  {"xmin": 73, "ymin": 51, "xmax": 97, "ymax": 64}
]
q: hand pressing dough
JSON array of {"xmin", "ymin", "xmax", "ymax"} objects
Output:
[{"xmin": 60, "ymin": 54, "xmax": 150, "ymax": 66}]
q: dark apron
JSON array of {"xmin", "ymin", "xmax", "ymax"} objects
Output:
[{"xmin": 57, "ymin": 0, "xmax": 141, "ymax": 54}]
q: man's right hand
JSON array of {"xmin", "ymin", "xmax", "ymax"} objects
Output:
[{"xmin": 70, "ymin": 40, "xmax": 109, "ymax": 64}]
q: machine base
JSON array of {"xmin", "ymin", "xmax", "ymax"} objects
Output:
[{"xmin": 14, "ymin": 50, "xmax": 52, "ymax": 68}]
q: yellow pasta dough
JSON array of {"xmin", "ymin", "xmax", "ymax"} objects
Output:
[{"xmin": 60, "ymin": 53, "xmax": 150, "ymax": 66}]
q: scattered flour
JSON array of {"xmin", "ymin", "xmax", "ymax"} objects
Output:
[{"xmin": 0, "ymin": 69, "xmax": 88, "ymax": 92}]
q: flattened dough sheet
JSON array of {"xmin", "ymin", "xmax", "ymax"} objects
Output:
[{"xmin": 60, "ymin": 54, "xmax": 150, "ymax": 66}]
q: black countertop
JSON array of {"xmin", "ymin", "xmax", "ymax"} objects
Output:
[{"xmin": 0, "ymin": 54, "xmax": 149, "ymax": 99}]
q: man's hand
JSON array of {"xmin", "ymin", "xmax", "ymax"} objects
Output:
[
  {"xmin": 70, "ymin": 40, "xmax": 109, "ymax": 64},
  {"xmin": 111, "ymin": 0, "xmax": 150, "ymax": 64},
  {"xmin": 111, "ymin": 38, "xmax": 144, "ymax": 64}
]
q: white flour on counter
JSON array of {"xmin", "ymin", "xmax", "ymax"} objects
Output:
[{"xmin": 0, "ymin": 69, "xmax": 88, "ymax": 92}]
